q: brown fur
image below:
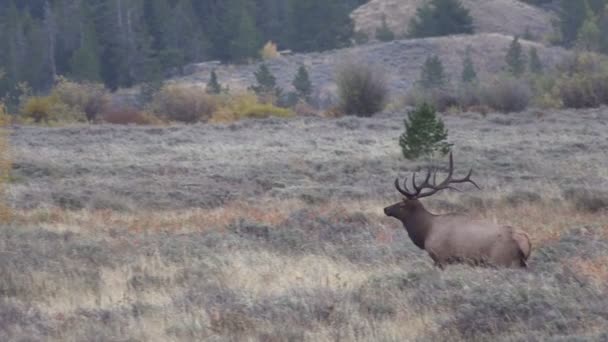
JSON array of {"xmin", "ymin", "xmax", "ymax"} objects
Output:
[{"xmin": 384, "ymin": 200, "xmax": 531, "ymax": 268}]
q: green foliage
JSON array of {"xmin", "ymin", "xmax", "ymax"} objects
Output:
[
  {"xmin": 408, "ymin": 0, "xmax": 474, "ymax": 38},
  {"xmin": 418, "ymin": 55, "xmax": 447, "ymax": 89},
  {"xmin": 250, "ymin": 64, "xmax": 281, "ymax": 101},
  {"xmin": 461, "ymin": 47, "xmax": 477, "ymax": 84},
  {"xmin": 505, "ymin": 36, "xmax": 526, "ymax": 76},
  {"xmin": 558, "ymin": 0, "xmax": 594, "ymax": 47},
  {"xmin": 375, "ymin": 15, "xmax": 395, "ymax": 42},
  {"xmin": 576, "ymin": 14, "xmax": 601, "ymax": 51},
  {"xmin": 292, "ymin": 65, "xmax": 312, "ymax": 101},
  {"xmin": 528, "ymin": 47, "xmax": 543, "ymax": 74},
  {"xmin": 399, "ymin": 103, "xmax": 452, "ymax": 160},
  {"xmin": 207, "ymin": 70, "xmax": 223, "ymax": 95},
  {"xmin": 0, "ymin": 0, "xmax": 359, "ymax": 94},
  {"xmin": 336, "ymin": 61, "xmax": 388, "ymax": 117}
]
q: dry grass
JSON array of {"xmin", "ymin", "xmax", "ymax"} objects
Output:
[{"xmin": 3, "ymin": 108, "xmax": 608, "ymax": 341}]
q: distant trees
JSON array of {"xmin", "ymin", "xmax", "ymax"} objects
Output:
[
  {"xmin": 418, "ymin": 56, "xmax": 447, "ymax": 89},
  {"xmin": 505, "ymin": 36, "xmax": 526, "ymax": 76},
  {"xmin": 409, "ymin": 0, "xmax": 474, "ymax": 38},
  {"xmin": 0, "ymin": 0, "xmax": 359, "ymax": 97}
]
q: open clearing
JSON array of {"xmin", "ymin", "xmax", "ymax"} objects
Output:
[{"xmin": 3, "ymin": 108, "xmax": 608, "ymax": 341}]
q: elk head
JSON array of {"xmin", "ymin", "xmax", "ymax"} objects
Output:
[{"xmin": 384, "ymin": 152, "xmax": 480, "ymax": 223}]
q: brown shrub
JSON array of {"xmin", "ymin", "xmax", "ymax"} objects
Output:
[
  {"xmin": 403, "ymin": 88, "xmax": 459, "ymax": 112},
  {"xmin": 51, "ymin": 77, "xmax": 110, "ymax": 122},
  {"xmin": 150, "ymin": 84, "xmax": 218, "ymax": 123},
  {"xmin": 101, "ymin": 107, "xmax": 162, "ymax": 125},
  {"xmin": 336, "ymin": 61, "xmax": 388, "ymax": 117},
  {"xmin": 481, "ymin": 77, "xmax": 531, "ymax": 113}
]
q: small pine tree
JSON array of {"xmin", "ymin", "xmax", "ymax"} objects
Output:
[
  {"xmin": 292, "ymin": 65, "xmax": 312, "ymax": 101},
  {"xmin": 376, "ymin": 15, "xmax": 395, "ymax": 42},
  {"xmin": 399, "ymin": 103, "xmax": 452, "ymax": 160},
  {"xmin": 418, "ymin": 55, "xmax": 446, "ymax": 89},
  {"xmin": 461, "ymin": 47, "xmax": 477, "ymax": 83},
  {"xmin": 250, "ymin": 63, "xmax": 281, "ymax": 101},
  {"xmin": 505, "ymin": 36, "xmax": 526, "ymax": 76},
  {"xmin": 206, "ymin": 70, "xmax": 223, "ymax": 94},
  {"xmin": 528, "ymin": 47, "xmax": 543, "ymax": 74}
]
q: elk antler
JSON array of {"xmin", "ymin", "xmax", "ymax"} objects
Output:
[{"xmin": 394, "ymin": 152, "xmax": 480, "ymax": 199}]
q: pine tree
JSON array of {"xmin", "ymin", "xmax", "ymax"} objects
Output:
[
  {"xmin": 69, "ymin": 17, "xmax": 101, "ymax": 82},
  {"xmin": 418, "ymin": 55, "xmax": 446, "ymax": 89},
  {"xmin": 207, "ymin": 70, "xmax": 223, "ymax": 94},
  {"xmin": 409, "ymin": 0, "xmax": 474, "ymax": 38},
  {"xmin": 528, "ymin": 47, "xmax": 543, "ymax": 74},
  {"xmin": 505, "ymin": 36, "xmax": 526, "ymax": 76},
  {"xmin": 292, "ymin": 65, "xmax": 312, "ymax": 101},
  {"xmin": 375, "ymin": 15, "xmax": 395, "ymax": 42},
  {"xmin": 461, "ymin": 47, "xmax": 477, "ymax": 83},
  {"xmin": 399, "ymin": 103, "xmax": 452, "ymax": 160},
  {"xmin": 251, "ymin": 63, "xmax": 280, "ymax": 99},
  {"xmin": 558, "ymin": 0, "xmax": 589, "ymax": 46}
]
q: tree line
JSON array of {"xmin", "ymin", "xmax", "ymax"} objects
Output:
[{"xmin": 0, "ymin": 0, "xmax": 363, "ymax": 96}]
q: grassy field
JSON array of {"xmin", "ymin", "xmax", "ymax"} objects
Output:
[{"xmin": 2, "ymin": 108, "xmax": 608, "ymax": 341}]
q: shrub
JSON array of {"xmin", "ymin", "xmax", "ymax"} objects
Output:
[
  {"xmin": 150, "ymin": 84, "xmax": 218, "ymax": 123},
  {"xmin": 556, "ymin": 74, "xmax": 608, "ymax": 108},
  {"xmin": 336, "ymin": 61, "xmax": 388, "ymax": 117},
  {"xmin": 21, "ymin": 96, "xmax": 57, "ymax": 123},
  {"xmin": 461, "ymin": 46, "xmax": 477, "ymax": 84},
  {"xmin": 399, "ymin": 103, "xmax": 452, "ymax": 160},
  {"xmin": 101, "ymin": 107, "xmax": 162, "ymax": 125},
  {"xmin": 528, "ymin": 47, "xmax": 543, "ymax": 74},
  {"xmin": 210, "ymin": 93, "xmax": 293, "ymax": 123},
  {"xmin": 403, "ymin": 88, "xmax": 459, "ymax": 112},
  {"xmin": 482, "ymin": 77, "xmax": 531, "ymax": 113},
  {"xmin": 51, "ymin": 77, "xmax": 110, "ymax": 122},
  {"xmin": 408, "ymin": 0, "xmax": 474, "ymax": 38},
  {"xmin": 260, "ymin": 41, "xmax": 279, "ymax": 60}
]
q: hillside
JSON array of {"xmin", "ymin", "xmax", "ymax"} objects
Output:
[
  {"xmin": 351, "ymin": 0, "xmax": 556, "ymax": 40},
  {"xmin": 173, "ymin": 33, "xmax": 567, "ymax": 107}
]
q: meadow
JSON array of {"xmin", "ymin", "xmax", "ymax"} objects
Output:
[{"xmin": 2, "ymin": 108, "xmax": 608, "ymax": 341}]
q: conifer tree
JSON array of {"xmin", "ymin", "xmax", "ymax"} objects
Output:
[
  {"xmin": 206, "ymin": 70, "xmax": 223, "ymax": 94},
  {"xmin": 251, "ymin": 63, "xmax": 281, "ymax": 100},
  {"xmin": 461, "ymin": 47, "xmax": 477, "ymax": 83},
  {"xmin": 418, "ymin": 55, "xmax": 447, "ymax": 89},
  {"xmin": 505, "ymin": 36, "xmax": 526, "ymax": 76},
  {"xmin": 528, "ymin": 47, "xmax": 543, "ymax": 74},
  {"xmin": 292, "ymin": 65, "xmax": 312, "ymax": 101},
  {"xmin": 399, "ymin": 103, "xmax": 452, "ymax": 160},
  {"xmin": 409, "ymin": 0, "xmax": 474, "ymax": 38}
]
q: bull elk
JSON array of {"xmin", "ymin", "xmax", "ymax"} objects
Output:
[{"xmin": 384, "ymin": 153, "xmax": 531, "ymax": 268}]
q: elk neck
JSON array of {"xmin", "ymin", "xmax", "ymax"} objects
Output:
[{"xmin": 401, "ymin": 200, "xmax": 434, "ymax": 250}]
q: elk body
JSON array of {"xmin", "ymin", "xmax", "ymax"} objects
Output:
[{"xmin": 384, "ymin": 153, "xmax": 531, "ymax": 269}]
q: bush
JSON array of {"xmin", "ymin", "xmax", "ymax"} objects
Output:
[
  {"xmin": 403, "ymin": 88, "xmax": 460, "ymax": 112},
  {"xmin": 260, "ymin": 41, "xmax": 279, "ymax": 60},
  {"xmin": 51, "ymin": 77, "xmax": 110, "ymax": 122},
  {"xmin": 21, "ymin": 96, "xmax": 57, "ymax": 123},
  {"xmin": 399, "ymin": 103, "xmax": 452, "ymax": 160},
  {"xmin": 336, "ymin": 61, "xmax": 388, "ymax": 117},
  {"xmin": 556, "ymin": 74, "xmax": 608, "ymax": 108},
  {"xmin": 482, "ymin": 77, "xmax": 531, "ymax": 113},
  {"xmin": 150, "ymin": 84, "xmax": 218, "ymax": 123},
  {"xmin": 101, "ymin": 107, "xmax": 162, "ymax": 125},
  {"xmin": 210, "ymin": 93, "xmax": 293, "ymax": 123}
]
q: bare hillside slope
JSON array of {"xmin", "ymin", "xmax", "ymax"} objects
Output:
[
  {"xmin": 352, "ymin": 0, "xmax": 555, "ymax": 40},
  {"xmin": 176, "ymin": 33, "xmax": 566, "ymax": 106}
]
